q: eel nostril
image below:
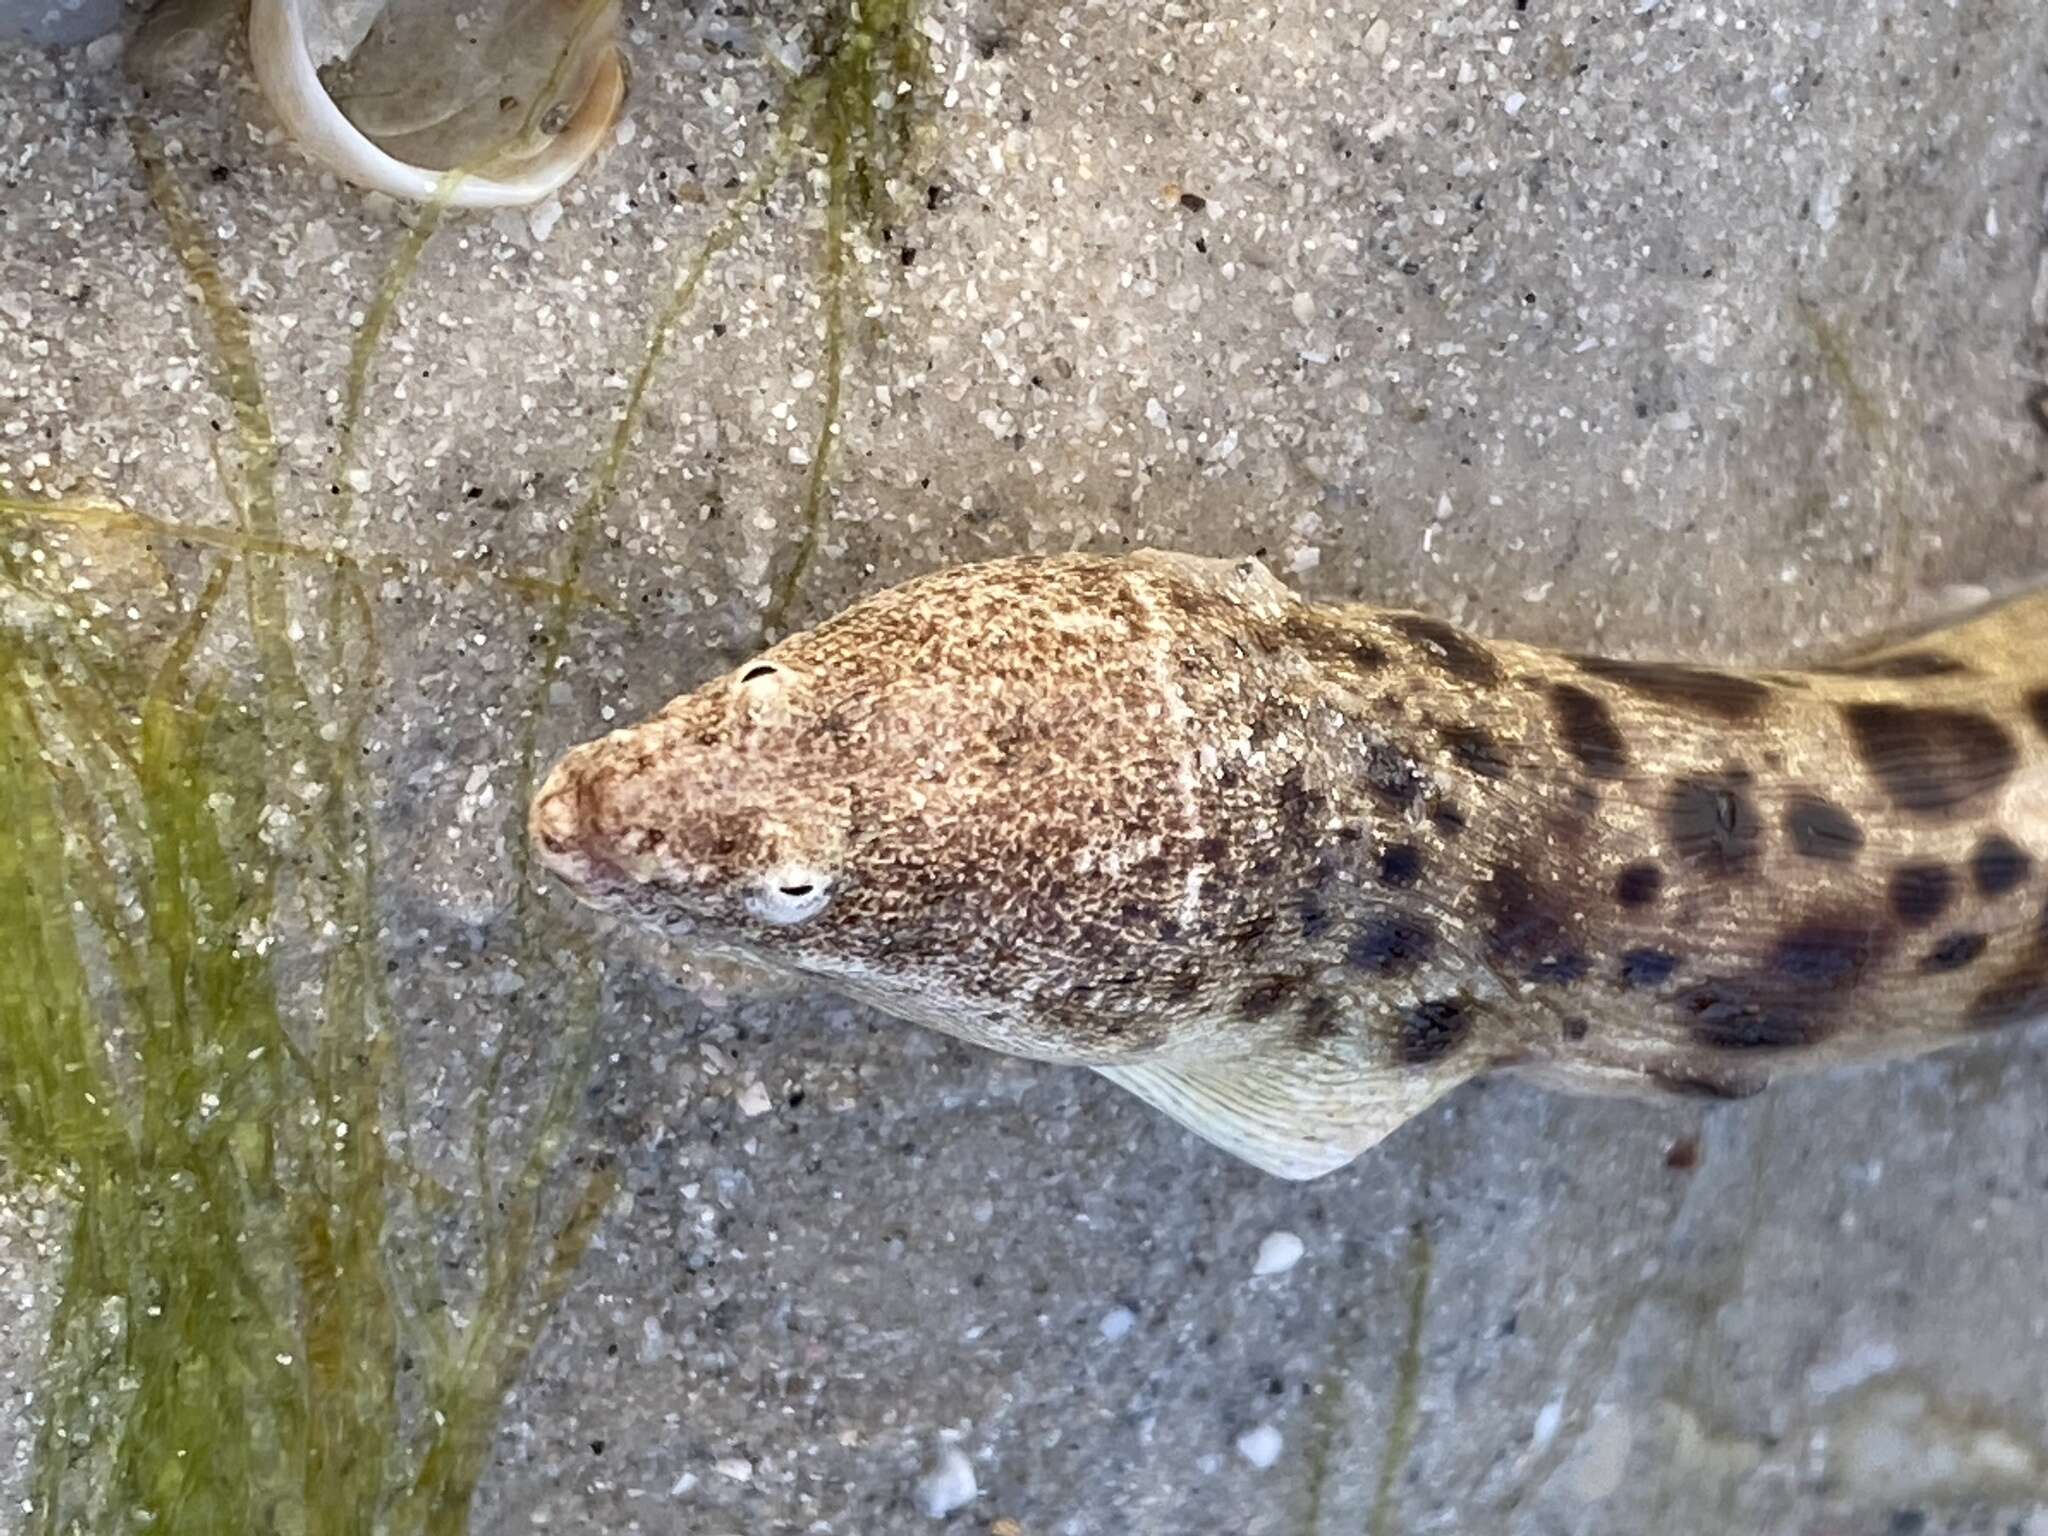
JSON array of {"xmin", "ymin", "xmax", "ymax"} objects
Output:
[
  {"xmin": 530, "ymin": 784, "xmax": 583, "ymax": 855},
  {"xmin": 621, "ymin": 826, "xmax": 666, "ymax": 856}
]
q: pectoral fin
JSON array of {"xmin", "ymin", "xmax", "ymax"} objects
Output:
[{"xmin": 1095, "ymin": 1046, "xmax": 1455, "ymax": 1180}]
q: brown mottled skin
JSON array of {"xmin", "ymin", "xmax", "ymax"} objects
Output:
[{"xmin": 530, "ymin": 551, "xmax": 2048, "ymax": 1178}]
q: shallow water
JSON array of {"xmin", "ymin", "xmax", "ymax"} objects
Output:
[
  {"xmin": 1, "ymin": 3, "xmax": 2047, "ymax": 1532},
  {"xmin": 0, "ymin": 0, "xmax": 116, "ymax": 49}
]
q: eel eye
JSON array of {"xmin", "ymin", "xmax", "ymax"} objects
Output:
[{"xmin": 746, "ymin": 869, "xmax": 833, "ymax": 925}]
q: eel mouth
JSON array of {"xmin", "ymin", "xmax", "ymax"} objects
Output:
[
  {"xmin": 528, "ymin": 751, "xmax": 629, "ymax": 906},
  {"xmin": 247, "ymin": 0, "xmax": 626, "ymax": 209}
]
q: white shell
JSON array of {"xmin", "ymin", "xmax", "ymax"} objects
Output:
[{"xmin": 247, "ymin": 0, "xmax": 625, "ymax": 209}]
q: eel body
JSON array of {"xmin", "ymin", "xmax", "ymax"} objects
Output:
[{"xmin": 530, "ymin": 552, "xmax": 2048, "ymax": 1178}]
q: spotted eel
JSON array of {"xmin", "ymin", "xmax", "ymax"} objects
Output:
[{"xmin": 530, "ymin": 551, "xmax": 2048, "ymax": 1179}]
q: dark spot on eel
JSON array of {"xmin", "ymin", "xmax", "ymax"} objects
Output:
[
  {"xmin": 1840, "ymin": 702, "xmax": 2018, "ymax": 816},
  {"xmin": 1360, "ymin": 731, "xmax": 1425, "ymax": 808},
  {"xmin": 1783, "ymin": 795, "xmax": 1864, "ymax": 863},
  {"xmin": 1279, "ymin": 611, "xmax": 1389, "ymax": 674},
  {"xmin": 1614, "ymin": 862, "xmax": 1663, "ymax": 907},
  {"xmin": 1275, "ymin": 764, "xmax": 1323, "ymax": 849},
  {"xmin": 1548, "ymin": 682, "xmax": 1631, "ymax": 779},
  {"xmin": 1392, "ymin": 614, "xmax": 1504, "ymax": 685},
  {"xmin": 1395, "ymin": 997, "xmax": 1472, "ymax": 1067},
  {"xmin": 1920, "ymin": 931, "xmax": 1988, "ymax": 972},
  {"xmin": 1667, "ymin": 773, "xmax": 1762, "ymax": 878},
  {"xmin": 1482, "ymin": 867, "xmax": 1586, "ymax": 984},
  {"xmin": 2028, "ymin": 687, "xmax": 2048, "ymax": 742},
  {"xmin": 1967, "ymin": 899, "xmax": 2048, "ymax": 1028},
  {"xmin": 1294, "ymin": 993, "xmax": 1345, "ymax": 1047},
  {"xmin": 1378, "ymin": 842, "xmax": 1424, "ymax": 888},
  {"xmin": 1561, "ymin": 1016, "xmax": 1590, "ymax": 1042},
  {"xmin": 1971, "ymin": 835, "xmax": 2032, "ymax": 898},
  {"xmin": 1619, "ymin": 948, "xmax": 1681, "ymax": 988},
  {"xmin": 1229, "ymin": 912, "xmax": 1274, "ymax": 956},
  {"xmin": 1297, "ymin": 889, "xmax": 1333, "ymax": 940},
  {"xmin": 1886, "ymin": 862, "xmax": 1955, "ymax": 928},
  {"xmin": 1118, "ymin": 901, "xmax": 1179, "ymax": 940},
  {"xmin": 1818, "ymin": 651, "xmax": 1973, "ymax": 679},
  {"xmin": 1649, "ymin": 1068, "xmax": 1768, "ymax": 1101},
  {"xmin": 1237, "ymin": 974, "xmax": 1305, "ymax": 1018},
  {"xmin": 1683, "ymin": 989, "xmax": 1827, "ymax": 1051},
  {"xmin": 1769, "ymin": 918, "xmax": 1886, "ymax": 985},
  {"xmin": 1528, "ymin": 951, "xmax": 1591, "ymax": 985},
  {"xmin": 1573, "ymin": 656, "xmax": 1772, "ymax": 721},
  {"xmin": 1440, "ymin": 724, "xmax": 1511, "ymax": 781},
  {"xmin": 1681, "ymin": 915, "xmax": 1885, "ymax": 1050},
  {"xmin": 1347, "ymin": 917, "xmax": 1437, "ymax": 975}
]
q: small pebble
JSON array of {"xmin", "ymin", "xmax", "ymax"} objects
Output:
[
  {"xmin": 713, "ymin": 1456, "xmax": 753, "ymax": 1483},
  {"xmin": 1236, "ymin": 1424, "xmax": 1283, "ymax": 1469},
  {"xmin": 915, "ymin": 1445, "xmax": 978, "ymax": 1517},
  {"xmin": 525, "ymin": 197, "xmax": 564, "ymax": 241},
  {"xmin": 735, "ymin": 1080, "xmax": 773, "ymax": 1118},
  {"xmin": 1098, "ymin": 1306, "xmax": 1136, "ymax": 1341},
  {"xmin": 1252, "ymin": 1231, "xmax": 1304, "ymax": 1277}
]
